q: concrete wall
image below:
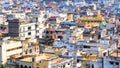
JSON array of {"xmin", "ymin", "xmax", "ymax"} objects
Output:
[
  {"xmin": 19, "ymin": 23, "xmax": 36, "ymax": 32},
  {"xmin": 0, "ymin": 41, "xmax": 22, "ymax": 64},
  {"xmin": 103, "ymin": 57, "xmax": 120, "ymax": 68},
  {"xmin": 13, "ymin": 13, "xmax": 26, "ymax": 19},
  {"xmin": 19, "ymin": 23, "xmax": 36, "ymax": 39},
  {"xmin": 17, "ymin": 61, "xmax": 33, "ymax": 68},
  {"xmin": 33, "ymin": 60, "xmax": 49, "ymax": 68}
]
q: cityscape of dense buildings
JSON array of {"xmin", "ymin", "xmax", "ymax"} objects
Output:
[{"xmin": 0, "ymin": 0, "xmax": 120, "ymax": 68}]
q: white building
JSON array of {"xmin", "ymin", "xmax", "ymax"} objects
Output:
[
  {"xmin": 104, "ymin": 0, "xmax": 115, "ymax": 6},
  {"xmin": 0, "ymin": 37, "xmax": 22, "ymax": 64},
  {"xmin": 19, "ymin": 22, "xmax": 36, "ymax": 40},
  {"xmin": 103, "ymin": 56, "xmax": 120, "ymax": 68},
  {"xmin": 12, "ymin": 13, "xmax": 26, "ymax": 19},
  {"xmin": 36, "ymin": 10, "xmax": 46, "ymax": 38},
  {"xmin": 103, "ymin": 50, "xmax": 120, "ymax": 68},
  {"xmin": 8, "ymin": 19, "xmax": 36, "ymax": 40}
]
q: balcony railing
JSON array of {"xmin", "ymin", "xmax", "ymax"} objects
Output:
[{"xmin": 105, "ymin": 56, "xmax": 120, "ymax": 61}]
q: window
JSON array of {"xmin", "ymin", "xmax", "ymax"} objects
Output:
[
  {"xmin": 28, "ymin": 27, "xmax": 31, "ymax": 30},
  {"xmin": 23, "ymin": 27, "xmax": 25, "ymax": 31},
  {"xmin": 19, "ymin": 28, "xmax": 22, "ymax": 32},
  {"xmin": 46, "ymin": 36, "xmax": 49, "ymax": 38},
  {"xmin": 46, "ymin": 31, "xmax": 49, "ymax": 34},
  {"xmin": 109, "ymin": 61, "xmax": 114, "ymax": 65},
  {"xmin": 20, "ymin": 34, "xmax": 22, "ymax": 37},
  {"xmin": 28, "ymin": 42, "xmax": 32, "ymax": 46},
  {"xmin": 28, "ymin": 32, "xmax": 31, "ymax": 35},
  {"xmin": 103, "ymin": 53, "xmax": 106, "ymax": 56},
  {"xmin": 0, "ymin": 26, "xmax": 3, "ymax": 29},
  {"xmin": 77, "ymin": 59, "xmax": 79, "ymax": 62},
  {"xmin": 92, "ymin": 64, "xmax": 94, "ymax": 68},
  {"xmin": 50, "ymin": 31, "xmax": 52, "ymax": 34},
  {"xmin": 29, "ymin": 49, "xmax": 32, "ymax": 53},
  {"xmin": 44, "ymin": 65, "xmax": 46, "ymax": 68},
  {"xmin": 18, "ymin": 46, "xmax": 22, "ymax": 49},
  {"xmin": 39, "ymin": 61, "xmax": 41, "ymax": 63},
  {"xmin": 20, "ymin": 65, "xmax": 23, "ymax": 68},
  {"xmin": 116, "ymin": 62, "xmax": 119, "ymax": 65},
  {"xmin": 16, "ymin": 64, "xmax": 19, "ymax": 68},
  {"xmin": 24, "ymin": 65, "xmax": 27, "ymax": 68},
  {"xmin": 32, "ymin": 57, "xmax": 34, "ymax": 62},
  {"xmin": 83, "ymin": 46, "xmax": 90, "ymax": 48},
  {"xmin": 36, "ymin": 30, "xmax": 39, "ymax": 33},
  {"xmin": 63, "ymin": 65, "xmax": 65, "ymax": 68},
  {"xmin": 25, "ymin": 51, "xmax": 27, "ymax": 54},
  {"xmin": 36, "ymin": 36, "xmax": 39, "ymax": 39}
]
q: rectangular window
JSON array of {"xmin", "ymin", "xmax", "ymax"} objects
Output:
[
  {"xmin": 36, "ymin": 30, "xmax": 39, "ymax": 33},
  {"xmin": 23, "ymin": 34, "xmax": 25, "ymax": 37},
  {"xmin": 28, "ymin": 32, "xmax": 31, "ymax": 35},
  {"xmin": 29, "ymin": 49, "xmax": 32, "ymax": 53},
  {"xmin": 44, "ymin": 65, "xmax": 46, "ymax": 68},
  {"xmin": 28, "ymin": 27, "xmax": 31, "ymax": 30},
  {"xmin": 116, "ymin": 62, "xmax": 119, "ymax": 65},
  {"xmin": 25, "ymin": 51, "xmax": 27, "ymax": 54},
  {"xmin": 19, "ymin": 28, "xmax": 21, "ymax": 32},
  {"xmin": 32, "ymin": 57, "xmax": 34, "ymax": 62},
  {"xmin": 22, "ymin": 27, "xmax": 25, "ymax": 31},
  {"xmin": 109, "ymin": 61, "xmax": 114, "ymax": 65},
  {"xmin": 92, "ymin": 64, "xmax": 94, "ymax": 68},
  {"xmin": 83, "ymin": 46, "xmax": 90, "ymax": 48}
]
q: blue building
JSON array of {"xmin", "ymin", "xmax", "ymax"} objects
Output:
[
  {"xmin": 114, "ymin": 4, "xmax": 120, "ymax": 9},
  {"xmin": 85, "ymin": 0, "xmax": 92, "ymax": 4},
  {"xmin": 85, "ymin": 0, "xmax": 105, "ymax": 4},
  {"xmin": 60, "ymin": 21, "xmax": 76, "ymax": 28}
]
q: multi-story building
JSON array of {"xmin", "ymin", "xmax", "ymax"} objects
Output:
[
  {"xmin": 0, "ymin": 37, "xmax": 22, "ymax": 64},
  {"xmin": 85, "ymin": 0, "xmax": 101, "ymax": 4},
  {"xmin": 76, "ymin": 40, "xmax": 118, "ymax": 68},
  {"xmin": 114, "ymin": 0, "xmax": 120, "ymax": 4},
  {"xmin": 36, "ymin": 10, "xmax": 46, "ymax": 38},
  {"xmin": 8, "ymin": 19, "xmax": 36, "ymax": 40},
  {"xmin": 22, "ymin": 38, "xmax": 40, "ymax": 56},
  {"xmin": 85, "ymin": 0, "xmax": 115, "ymax": 6},
  {"xmin": 9, "ymin": 53, "xmax": 73, "ymax": 68},
  {"xmin": 77, "ymin": 13, "xmax": 106, "ymax": 29},
  {"xmin": 0, "ymin": 14, "xmax": 8, "ymax": 34},
  {"xmin": 103, "ymin": 50, "xmax": 120, "ymax": 68},
  {"xmin": 12, "ymin": 13, "xmax": 26, "ymax": 19}
]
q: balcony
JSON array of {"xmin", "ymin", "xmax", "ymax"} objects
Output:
[
  {"xmin": 7, "ymin": 59, "xmax": 16, "ymax": 65},
  {"xmin": 7, "ymin": 48, "xmax": 22, "ymax": 56},
  {"xmin": 104, "ymin": 56, "xmax": 120, "ymax": 61}
]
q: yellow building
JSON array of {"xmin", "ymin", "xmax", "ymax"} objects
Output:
[
  {"xmin": 67, "ymin": 13, "xmax": 74, "ymax": 22},
  {"xmin": 76, "ymin": 14, "xmax": 105, "ymax": 29}
]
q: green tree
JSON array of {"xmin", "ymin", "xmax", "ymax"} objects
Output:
[
  {"xmin": 63, "ymin": 65, "xmax": 65, "ymax": 68},
  {"xmin": 1, "ymin": 64, "xmax": 5, "ymax": 68}
]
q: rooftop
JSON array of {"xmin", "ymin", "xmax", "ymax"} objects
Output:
[
  {"xmin": 110, "ymin": 50, "xmax": 120, "ymax": 58},
  {"xmin": 51, "ymin": 58, "xmax": 67, "ymax": 64},
  {"xmin": 20, "ymin": 53, "xmax": 57, "ymax": 62}
]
